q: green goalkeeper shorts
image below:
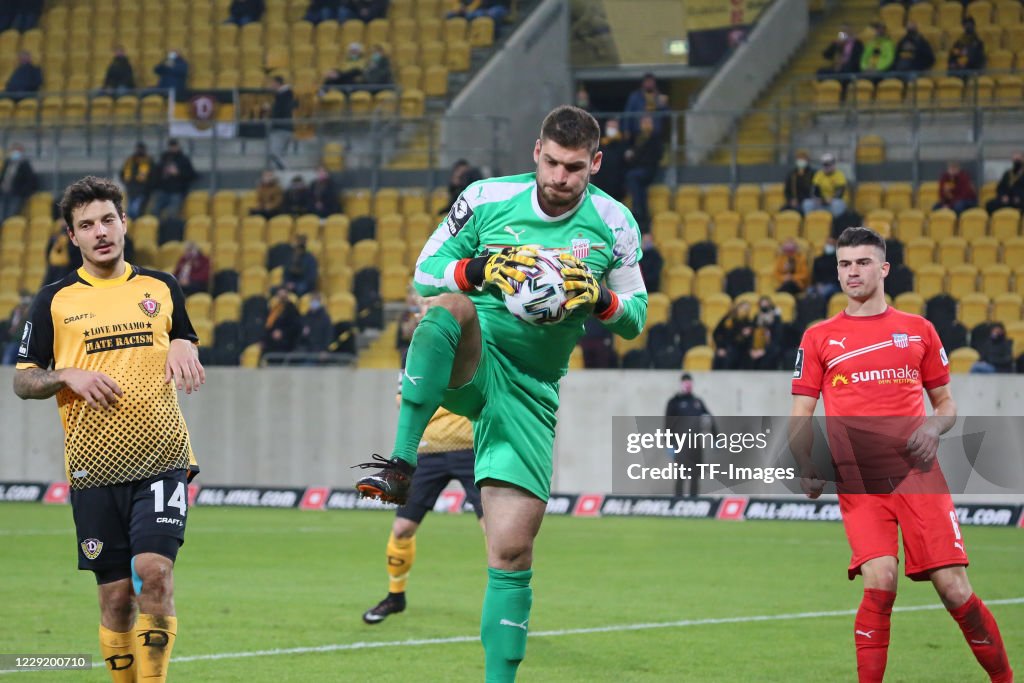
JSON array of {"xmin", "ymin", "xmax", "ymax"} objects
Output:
[{"xmin": 441, "ymin": 340, "xmax": 559, "ymax": 501}]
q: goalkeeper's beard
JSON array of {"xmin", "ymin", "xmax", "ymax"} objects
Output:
[{"xmin": 537, "ymin": 177, "xmax": 587, "ymax": 210}]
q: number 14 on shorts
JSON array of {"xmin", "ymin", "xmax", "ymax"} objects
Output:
[{"xmin": 150, "ymin": 479, "xmax": 187, "ymax": 522}]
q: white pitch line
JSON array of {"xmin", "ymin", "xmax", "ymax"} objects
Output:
[{"xmin": 5, "ymin": 598, "xmax": 1020, "ymax": 674}]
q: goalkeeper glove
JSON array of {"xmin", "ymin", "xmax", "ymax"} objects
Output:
[
  {"xmin": 558, "ymin": 253, "xmax": 616, "ymax": 315},
  {"xmin": 456, "ymin": 246, "xmax": 537, "ymax": 295}
]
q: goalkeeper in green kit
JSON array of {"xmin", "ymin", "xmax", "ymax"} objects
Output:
[{"xmin": 355, "ymin": 105, "xmax": 648, "ymax": 681}]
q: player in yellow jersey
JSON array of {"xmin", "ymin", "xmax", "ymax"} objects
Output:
[
  {"xmin": 362, "ymin": 299, "xmax": 484, "ymax": 624},
  {"xmin": 12, "ymin": 176, "xmax": 204, "ymax": 683}
]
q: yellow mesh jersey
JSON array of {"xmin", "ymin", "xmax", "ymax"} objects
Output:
[
  {"xmin": 420, "ymin": 406, "xmax": 474, "ymax": 454},
  {"xmin": 16, "ymin": 265, "xmax": 199, "ymax": 489}
]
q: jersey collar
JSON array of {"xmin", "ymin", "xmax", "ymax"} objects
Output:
[
  {"xmin": 530, "ymin": 183, "xmax": 587, "ymax": 223},
  {"xmin": 840, "ymin": 305, "xmax": 892, "ymax": 321},
  {"xmin": 76, "ymin": 263, "xmax": 135, "ymax": 288}
]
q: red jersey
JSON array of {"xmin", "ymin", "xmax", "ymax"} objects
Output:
[{"xmin": 792, "ymin": 306, "xmax": 951, "ymax": 485}]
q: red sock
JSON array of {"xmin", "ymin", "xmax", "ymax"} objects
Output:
[
  {"xmin": 855, "ymin": 588, "xmax": 896, "ymax": 683},
  {"xmin": 949, "ymin": 594, "xmax": 1014, "ymax": 683}
]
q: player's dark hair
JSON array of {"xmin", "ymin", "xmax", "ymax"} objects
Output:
[
  {"xmin": 836, "ymin": 226, "xmax": 886, "ymax": 258},
  {"xmin": 60, "ymin": 176, "xmax": 125, "ymax": 231},
  {"xmin": 540, "ymin": 105, "xmax": 601, "ymax": 156}
]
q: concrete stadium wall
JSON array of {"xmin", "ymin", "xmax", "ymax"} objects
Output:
[
  {"xmin": 2, "ymin": 368, "xmax": 1022, "ymax": 497},
  {"xmin": 442, "ymin": 0, "xmax": 573, "ymax": 174},
  {"xmin": 685, "ymin": 0, "xmax": 809, "ymax": 164}
]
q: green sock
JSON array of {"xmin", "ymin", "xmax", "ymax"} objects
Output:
[
  {"xmin": 480, "ymin": 567, "xmax": 533, "ymax": 683},
  {"xmin": 391, "ymin": 306, "xmax": 462, "ymax": 465}
]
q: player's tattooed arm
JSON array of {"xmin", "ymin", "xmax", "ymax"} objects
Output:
[{"xmin": 14, "ymin": 367, "xmax": 122, "ymax": 409}]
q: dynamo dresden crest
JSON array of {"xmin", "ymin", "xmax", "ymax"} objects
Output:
[
  {"xmin": 189, "ymin": 94, "xmax": 217, "ymax": 131},
  {"xmin": 138, "ymin": 294, "xmax": 160, "ymax": 318},
  {"xmin": 81, "ymin": 538, "xmax": 103, "ymax": 560}
]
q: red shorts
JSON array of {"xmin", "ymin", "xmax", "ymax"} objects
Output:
[{"xmin": 839, "ymin": 472, "xmax": 969, "ymax": 580}]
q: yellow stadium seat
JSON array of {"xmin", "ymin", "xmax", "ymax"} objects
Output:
[
  {"xmin": 935, "ymin": 77, "xmax": 964, "ymax": 108},
  {"xmin": 718, "ymin": 238, "xmax": 748, "ymax": 272},
  {"xmin": 995, "ymin": 0, "xmax": 1022, "ymax": 23},
  {"xmin": 895, "ymin": 209, "xmax": 926, "ymax": 241},
  {"xmin": 967, "ymin": 0, "xmax": 994, "ymax": 24},
  {"xmin": 423, "ymin": 65, "xmax": 448, "ymax": 98},
  {"xmin": 266, "ymin": 216, "xmax": 293, "ymax": 246},
  {"xmin": 328, "ymin": 291, "xmax": 356, "ymax": 323},
  {"xmin": 915, "ymin": 263, "xmax": 946, "ymax": 299},
  {"xmin": 969, "ymin": 237, "xmax": 999, "ymax": 268},
  {"xmin": 948, "ymin": 264, "xmax": 979, "ymax": 293},
  {"xmin": 750, "ymin": 238, "xmax": 778, "ymax": 272},
  {"xmin": 947, "ymin": 347, "xmax": 979, "ymax": 374},
  {"xmin": 399, "ymin": 190, "xmax": 427, "ymax": 217},
  {"xmin": 352, "ymin": 240, "xmax": 380, "ymax": 271},
  {"xmin": 980, "ymin": 263, "xmax": 1011, "ymax": 298},
  {"xmin": 240, "ymin": 343, "xmax": 262, "ymax": 367},
  {"xmin": 182, "ymin": 192, "xmax": 209, "ymax": 221},
  {"xmin": 990, "ymin": 208, "xmax": 1020, "ymax": 243},
  {"xmin": 381, "ymin": 266, "xmax": 411, "ymax": 303},
  {"xmin": 856, "ymin": 135, "xmax": 885, "ymax": 164},
  {"xmin": 938, "ymin": 236, "xmax": 968, "ymax": 267},
  {"xmin": 700, "ymin": 292, "xmax": 733, "ymax": 329},
  {"xmin": 213, "ymin": 292, "xmax": 242, "ymax": 324},
  {"xmin": 674, "ymin": 186, "xmax": 702, "ymax": 215},
  {"xmin": 992, "ymin": 293, "xmax": 1022, "ymax": 322},
  {"xmin": 937, "ymin": 1, "xmax": 965, "ymax": 32},
  {"xmin": 645, "ymin": 185, "xmax": 670, "ymax": 215},
  {"xmin": 814, "ymin": 80, "xmax": 842, "ymax": 110},
  {"xmin": 905, "ymin": 236, "xmax": 937, "ymax": 271},
  {"xmin": 373, "ymin": 90, "xmax": 398, "ymax": 116},
  {"xmin": 294, "ymin": 215, "xmax": 320, "ymax": 242},
  {"xmin": 695, "ymin": 265, "xmax": 724, "ymax": 299},
  {"xmin": 915, "ymin": 181, "xmax": 938, "ymax": 210},
  {"xmin": 957, "ymin": 208, "xmax": 989, "ymax": 240},
  {"xmin": 770, "ymin": 211, "xmax": 799, "ymax": 242},
  {"xmin": 158, "ymin": 241, "xmax": 185, "ymax": 273},
  {"xmin": 192, "ymin": 320, "xmax": 214, "ymax": 349},
  {"xmin": 712, "ymin": 211, "xmax": 741, "ymax": 242},
  {"xmin": 651, "ymin": 211, "xmax": 679, "ymax": 244},
  {"xmin": 874, "ymin": 79, "xmax": 905, "ymax": 109},
  {"xmin": 404, "ymin": 212, "xmax": 435, "ymax": 249},
  {"xmin": 377, "ymin": 214, "xmax": 403, "ymax": 242},
  {"xmin": 323, "ymin": 241, "xmax": 352, "ymax": 273},
  {"xmin": 374, "ymin": 189, "xmax": 401, "ymax": 218},
  {"xmin": 212, "ymin": 243, "xmax": 239, "ymax": 272},
  {"xmin": 647, "ymin": 292, "xmax": 671, "ymax": 326},
  {"xmin": 348, "ymin": 90, "xmax": 373, "ymax": 116},
  {"xmin": 682, "ymin": 211, "xmax": 711, "ymax": 244},
  {"xmin": 894, "ymin": 292, "xmax": 925, "ymax": 315},
  {"xmin": 855, "ymin": 183, "xmax": 884, "ymax": 215},
  {"xmin": 683, "ymin": 345, "xmax": 714, "ymax": 371},
  {"xmin": 882, "ymin": 183, "xmax": 913, "ymax": 213},
  {"xmin": 239, "ymin": 266, "xmax": 268, "ymax": 299},
  {"xmin": 742, "ymin": 211, "xmax": 772, "ymax": 242},
  {"xmin": 733, "ymin": 184, "xmax": 762, "ymax": 214},
  {"xmin": 880, "ymin": 3, "xmax": 906, "ymax": 34},
  {"xmin": 957, "ymin": 292, "xmax": 990, "ymax": 329},
  {"xmin": 825, "ymin": 292, "xmax": 846, "ymax": 318},
  {"xmin": 988, "ymin": 49, "xmax": 1014, "ymax": 71},
  {"xmin": 184, "ymin": 216, "xmax": 212, "ymax": 244},
  {"xmin": 398, "ymin": 65, "xmax": 422, "ymax": 91},
  {"xmin": 240, "ymin": 243, "xmax": 268, "ymax": 270},
  {"xmin": 444, "ymin": 17, "xmax": 468, "ymax": 42},
  {"xmin": 702, "ymin": 185, "xmax": 731, "ymax": 215},
  {"xmin": 994, "ymin": 75, "xmax": 1023, "ymax": 107},
  {"xmin": 803, "ymin": 211, "xmax": 832, "ymax": 245},
  {"xmin": 663, "ymin": 265, "xmax": 694, "ymax": 299},
  {"xmin": 927, "ymin": 209, "xmax": 956, "ymax": 241},
  {"xmin": 469, "ymin": 16, "xmax": 495, "ymax": 47}
]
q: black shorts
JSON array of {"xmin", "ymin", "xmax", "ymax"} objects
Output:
[
  {"xmin": 70, "ymin": 469, "xmax": 189, "ymax": 584},
  {"xmin": 397, "ymin": 449, "xmax": 482, "ymax": 524}
]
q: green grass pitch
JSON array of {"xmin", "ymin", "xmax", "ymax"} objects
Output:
[{"xmin": 0, "ymin": 504, "xmax": 1020, "ymax": 681}]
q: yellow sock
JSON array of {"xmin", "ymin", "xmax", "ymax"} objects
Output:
[
  {"xmin": 133, "ymin": 614, "xmax": 176, "ymax": 681},
  {"xmin": 99, "ymin": 624, "xmax": 135, "ymax": 683},
  {"xmin": 386, "ymin": 532, "xmax": 416, "ymax": 594}
]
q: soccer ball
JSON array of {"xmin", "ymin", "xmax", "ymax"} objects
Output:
[{"xmin": 502, "ymin": 249, "xmax": 570, "ymax": 326}]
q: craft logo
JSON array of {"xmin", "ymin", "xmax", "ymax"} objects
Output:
[
  {"xmin": 81, "ymin": 538, "xmax": 103, "ymax": 560},
  {"xmin": 138, "ymin": 295, "xmax": 160, "ymax": 318}
]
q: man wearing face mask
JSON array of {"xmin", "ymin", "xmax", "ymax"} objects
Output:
[
  {"xmin": 299, "ymin": 291, "xmax": 333, "ymax": 357},
  {"xmin": 782, "ymin": 151, "xmax": 815, "ymax": 214},
  {"xmin": 309, "ymin": 165, "xmax": 341, "ymax": 218},
  {"xmin": 592, "ymin": 118, "xmax": 627, "ymax": 201},
  {"xmin": 664, "ymin": 372, "xmax": 715, "ymax": 497},
  {"xmin": 985, "ymin": 153, "xmax": 1024, "ymax": 214},
  {"xmin": 154, "ymin": 49, "xmax": 189, "ymax": 100},
  {"xmin": 971, "ymin": 323, "xmax": 1014, "ymax": 374},
  {"xmin": 623, "ymin": 73, "xmax": 668, "ymax": 141},
  {"xmin": 891, "ymin": 21, "xmax": 934, "ymax": 79},
  {"xmin": 0, "ymin": 144, "xmax": 39, "ymax": 221},
  {"xmin": 947, "ymin": 17, "xmax": 985, "ymax": 79},
  {"xmin": 811, "ymin": 237, "xmax": 840, "ymax": 298}
]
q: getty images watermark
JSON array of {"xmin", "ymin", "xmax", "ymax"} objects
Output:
[{"xmin": 612, "ymin": 416, "xmax": 1024, "ymax": 496}]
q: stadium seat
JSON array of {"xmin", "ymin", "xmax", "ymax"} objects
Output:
[
  {"xmin": 683, "ymin": 345, "xmax": 713, "ymax": 371},
  {"xmin": 647, "ymin": 292, "xmax": 671, "ymax": 326},
  {"xmin": 938, "ymin": 236, "xmax": 968, "ymax": 267},
  {"xmin": 884, "ymin": 183, "xmax": 914, "ymax": 213},
  {"xmin": 647, "ymin": 185, "xmax": 671, "ymax": 215},
  {"xmin": 927, "ymin": 210, "xmax": 956, "ymax": 241},
  {"xmin": 742, "ymin": 211, "xmax": 772, "ymax": 242},
  {"xmin": 895, "ymin": 209, "xmax": 926, "ymax": 241},
  {"xmin": 856, "ymin": 135, "xmax": 885, "ymax": 163},
  {"xmin": 916, "ymin": 181, "xmax": 940, "ymax": 210},
  {"xmin": 948, "ymin": 263, "xmax": 979, "ymax": 293},
  {"xmin": 651, "ymin": 211, "xmax": 679, "ymax": 244},
  {"xmin": 699, "ymin": 292, "xmax": 732, "ymax": 330},
  {"xmin": 718, "ymin": 239, "xmax": 748, "ymax": 272},
  {"xmin": 446, "ymin": 40, "xmax": 471, "ymax": 71},
  {"xmin": 994, "ymin": 75, "xmax": 1022, "ymax": 107},
  {"xmin": 159, "ymin": 241, "xmax": 185, "ymax": 273},
  {"xmin": 855, "ymin": 183, "xmax": 884, "ymax": 215},
  {"xmin": 979, "ymin": 263, "xmax": 1010, "ymax": 298},
  {"xmin": 894, "ymin": 292, "xmax": 925, "ymax": 315},
  {"xmin": 663, "ymin": 265, "xmax": 694, "ymax": 299},
  {"xmin": 703, "ymin": 185, "xmax": 731, "ymax": 215},
  {"xmin": 682, "ymin": 211, "xmax": 711, "ymax": 244},
  {"xmin": 958, "ymin": 292, "xmax": 990, "ymax": 329},
  {"xmin": 694, "ymin": 265, "xmax": 724, "ymax": 299},
  {"xmin": 946, "ymin": 347, "xmax": 979, "ymax": 374},
  {"xmin": 240, "ymin": 243, "xmax": 268, "ymax": 271},
  {"xmin": 992, "ymin": 293, "xmax": 1022, "ymax": 322},
  {"xmin": 351, "ymin": 240, "xmax": 380, "ymax": 271},
  {"xmin": 915, "ymin": 263, "xmax": 946, "ymax": 300},
  {"xmin": 934, "ymin": 77, "xmax": 964, "ymax": 108},
  {"xmin": 771, "ymin": 292, "xmax": 796, "ymax": 323},
  {"xmin": 674, "ymin": 186, "xmax": 702, "ymax": 215},
  {"xmin": 773, "ymin": 211, "xmax": 801, "ymax": 242},
  {"xmin": 874, "ymin": 79, "xmax": 904, "ymax": 109},
  {"xmin": 803, "ymin": 211, "xmax": 831, "ymax": 245},
  {"xmin": 969, "ymin": 237, "xmax": 999, "ymax": 268},
  {"xmin": 733, "ymin": 185, "xmax": 761, "ymax": 214},
  {"xmin": 828, "ymin": 292, "xmax": 848, "ymax": 318},
  {"xmin": 990, "ymin": 208, "xmax": 1020, "ymax": 243},
  {"xmin": 213, "ymin": 293, "xmax": 242, "ymax": 324},
  {"xmin": 712, "ymin": 211, "xmax": 741, "ymax": 242},
  {"xmin": 750, "ymin": 238, "xmax": 778, "ymax": 272},
  {"xmin": 468, "ymin": 16, "xmax": 495, "ymax": 48},
  {"xmin": 659, "ymin": 240, "xmax": 687, "ymax": 269},
  {"xmin": 1005, "ymin": 238, "xmax": 1024, "ymax": 268},
  {"xmin": 814, "ymin": 80, "xmax": 842, "ymax": 110},
  {"xmin": 762, "ymin": 184, "xmax": 785, "ymax": 212},
  {"xmin": 957, "ymin": 208, "xmax": 988, "ymax": 240}
]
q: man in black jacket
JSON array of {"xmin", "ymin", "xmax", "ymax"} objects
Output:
[
  {"xmin": 267, "ymin": 75, "xmax": 296, "ymax": 170},
  {"xmin": 623, "ymin": 115, "xmax": 664, "ymax": 231},
  {"xmin": 0, "ymin": 144, "xmax": 38, "ymax": 221},
  {"xmin": 985, "ymin": 152, "xmax": 1024, "ymax": 214},
  {"xmin": 781, "ymin": 150, "xmax": 815, "ymax": 214},
  {"xmin": 150, "ymin": 139, "xmax": 197, "ymax": 221},
  {"xmin": 891, "ymin": 21, "xmax": 934, "ymax": 79},
  {"xmin": 664, "ymin": 373, "xmax": 715, "ymax": 497},
  {"xmin": 4, "ymin": 51, "xmax": 42, "ymax": 100},
  {"xmin": 101, "ymin": 46, "xmax": 135, "ymax": 95}
]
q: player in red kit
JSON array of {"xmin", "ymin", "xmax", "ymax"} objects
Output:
[{"xmin": 789, "ymin": 227, "xmax": 1013, "ymax": 683}]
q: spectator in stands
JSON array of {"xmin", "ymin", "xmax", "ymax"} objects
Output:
[
  {"xmin": 283, "ymin": 234, "xmax": 319, "ymax": 296},
  {"xmin": 309, "ymin": 165, "xmax": 341, "ymax": 218},
  {"xmin": 810, "ymin": 237, "xmax": 840, "ymax": 298},
  {"xmin": 265, "ymin": 75, "xmax": 296, "ymax": 170},
  {"xmin": 1, "ymin": 290, "xmax": 32, "ymax": 365},
  {"xmin": 593, "ymin": 118, "xmax": 627, "ymax": 201},
  {"xmin": 574, "ymin": 83, "xmax": 591, "ymax": 111},
  {"xmin": 782, "ymin": 150, "xmax": 815, "ymax": 214},
  {"xmin": 283, "ymin": 175, "xmax": 313, "ymax": 216},
  {"xmin": 42, "ymin": 223, "xmax": 80, "ymax": 286},
  {"xmin": 120, "ymin": 142, "xmax": 155, "ymax": 219},
  {"xmin": 299, "ymin": 291, "xmax": 333, "ymax": 356},
  {"xmin": 859, "ymin": 22, "xmax": 895, "ymax": 84},
  {"xmin": 361, "ymin": 44, "xmax": 392, "ymax": 87},
  {"xmin": 263, "ymin": 286, "xmax": 302, "ymax": 357},
  {"xmin": 817, "ymin": 25, "xmax": 863, "ymax": 93},
  {"xmin": 442, "ymin": 159, "xmax": 478, "ymax": 213},
  {"xmin": 150, "ymin": 138, "xmax": 197, "ymax": 221},
  {"xmin": 638, "ymin": 233, "xmax": 663, "ymax": 293},
  {"xmin": 450, "ymin": 0, "xmax": 510, "ymax": 22},
  {"xmin": 804, "ymin": 152, "xmax": 847, "ymax": 216},
  {"xmin": 350, "ymin": 0, "xmax": 388, "ymax": 22},
  {"xmin": 305, "ymin": 0, "xmax": 345, "ymax": 24},
  {"xmin": 971, "ymin": 323, "xmax": 1014, "ymax": 373},
  {"xmin": 154, "ymin": 49, "xmax": 189, "ymax": 100},
  {"xmin": 947, "ymin": 17, "xmax": 986, "ymax": 79},
  {"xmin": 774, "ymin": 238, "xmax": 810, "ymax": 295},
  {"xmin": 251, "ymin": 170, "xmax": 284, "ymax": 219},
  {"xmin": 933, "ymin": 160, "xmax": 977, "ymax": 215},
  {"xmin": 4, "ymin": 51, "xmax": 42, "ymax": 100},
  {"xmin": 624, "ymin": 114, "xmax": 664, "ymax": 231},
  {"xmin": 712, "ymin": 301, "xmax": 753, "ymax": 370},
  {"xmin": 985, "ymin": 152, "xmax": 1024, "ymax": 214},
  {"xmin": 227, "ymin": 0, "xmax": 265, "ymax": 25},
  {"xmin": 173, "ymin": 242, "xmax": 211, "ymax": 297},
  {"xmin": 100, "ymin": 46, "xmax": 135, "ymax": 96},
  {"xmin": 0, "ymin": 144, "xmax": 37, "ymax": 221},
  {"xmin": 623, "ymin": 72, "xmax": 669, "ymax": 141},
  {"xmin": 334, "ymin": 42, "xmax": 367, "ymax": 85},
  {"xmin": 664, "ymin": 372, "xmax": 715, "ymax": 496},
  {"xmin": 750, "ymin": 296, "xmax": 784, "ymax": 370},
  {"xmin": 891, "ymin": 21, "xmax": 935, "ymax": 78}
]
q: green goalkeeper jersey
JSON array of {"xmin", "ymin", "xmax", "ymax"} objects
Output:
[{"xmin": 413, "ymin": 172, "xmax": 648, "ymax": 382}]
